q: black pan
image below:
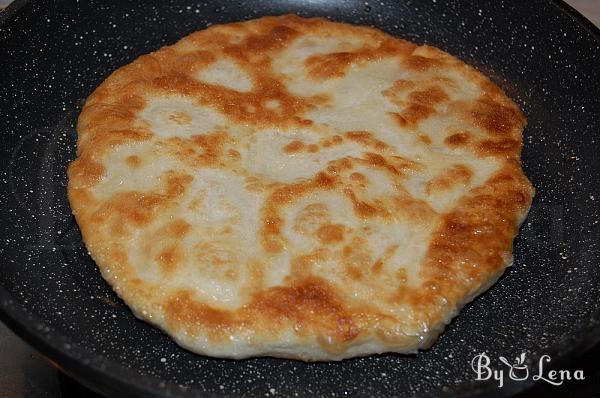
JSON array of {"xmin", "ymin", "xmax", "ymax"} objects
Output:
[{"xmin": 1, "ymin": 0, "xmax": 599, "ymax": 397}]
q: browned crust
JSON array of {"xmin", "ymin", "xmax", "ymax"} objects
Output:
[{"xmin": 67, "ymin": 14, "xmax": 534, "ymax": 359}]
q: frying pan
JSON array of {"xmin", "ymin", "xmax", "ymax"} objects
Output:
[{"xmin": 1, "ymin": 0, "xmax": 599, "ymax": 397}]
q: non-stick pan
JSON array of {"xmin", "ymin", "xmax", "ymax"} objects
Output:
[{"xmin": 1, "ymin": 0, "xmax": 599, "ymax": 397}]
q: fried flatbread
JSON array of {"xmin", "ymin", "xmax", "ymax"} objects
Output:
[{"xmin": 68, "ymin": 15, "xmax": 534, "ymax": 360}]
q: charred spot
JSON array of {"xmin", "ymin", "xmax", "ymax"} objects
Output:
[
  {"xmin": 345, "ymin": 131, "xmax": 390, "ymax": 151},
  {"xmin": 191, "ymin": 132, "xmax": 229, "ymax": 164},
  {"xmin": 306, "ymin": 39, "xmax": 408, "ymax": 81},
  {"xmin": 423, "ymin": 163, "xmax": 533, "ymax": 296},
  {"xmin": 409, "ymin": 86, "xmax": 449, "ymax": 106},
  {"xmin": 426, "ymin": 164, "xmax": 473, "ymax": 194},
  {"xmin": 444, "ymin": 132, "xmax": 471, "ymax": 148},
  {"xmin": 390, "ymin": 86, "xmax": 448, "ymax": 129},
  {"xmin": 349, "ymin": 172, "xmax": 367, "ymax": 185},
  {"xmin": 371, "ymin": 259, "xmax": 384, "ymax": 273},
  {"xmin": 249, "ymin": 277, "xmax": 355, "ymax": 339},
  {"xmin": 446, "ymin": 219, "xmax": 472, "ymax": 233},
  {"xmin": 67, "ymin": 155, "xmax": 105, "ymax": 189},
  {"xmin": 156, "ymin": 245, "xmax": 182, "ymax": 274},
  {"xmin": 167, "ymin": 220, "xmax": 192, "ymax": 237},
  {"xmin": 363, "ymin": 152, "xmax": 399, "ymax": 175},
  {"xmin": 171, "ymin": 50, "xmax": 216, "ymax": 74},
  {"xmin": 403, "ymin": 54, "xmax": 445, "ymax": 71},
  {"xmin": 418, "ymin": 134, "xmax": 432, "ymax": 145},
  {"xmin": 244, "ymin": 25, "xmax": 300, "ymax": 53},
  {"xmin": 165, "ymin": 291, "xmax": 236, "ymax": 336},
  {"xmin": 469, "ymin": 97, "xmax": 523, "ymax": 136},
  {"xmin": 91, "ymin": 192, "xmax": 163, "ymax": 226},
  {"xmin": 314, "ymin": 172, "xmax": 337, "ymax": 188},
  {"xmin": 165, "ymin": 173, "xmax": 194, "ymax": 197},
  {"xmin": 477, "ymin": 138, "xmax": 520, "ymax": 156},
  {"xmin": 283, "ymin": 140, "xmax": 305, "ymax": 153},
  {"xmin": 125, "ymin": 155, "xmax": 141, "ymax": 168},
  {"xmin": 305, "ymin": 51, "xmax": 357, "ymax": 80},
  {"xmin": 290, "ymin": 251, "xmax": 324, "ymax": 276},
  {"xmin": 383, "ymin": 79, "xmax": 416, "ymax": 95},
  {"xmin": 316, "ymin": 224, "xmax": 345, "ymax": 244},
  {"xmin": 264, "ymin": 216, "xmax": 282, "ymax": 234},
  {"xmin": 344, "ymin": 187, "xmax": 386, "ymax": 219},
  {"xmin": 345, "ymin": 265, "xmax": 363, "ymax": 280},
  {"xmin": 227, "ymin": 149, "xmax": 241, "ymax": 158}
]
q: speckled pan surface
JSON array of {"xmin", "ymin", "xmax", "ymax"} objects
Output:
[{"xmin": 0, "ymin": 0, "xmax": 598, "ymax": 397}]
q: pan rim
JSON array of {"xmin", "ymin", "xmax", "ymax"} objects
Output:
[{"xmin": 0, "ymin": 0, "xmax": 599, "ymax": 397}]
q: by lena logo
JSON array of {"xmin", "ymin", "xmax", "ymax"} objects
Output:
[
  {"xmin": 471, "ymin": 352, "xmax": 585, "ymax": 388},
  {"xmin": 498, "ymin": 353, "xmax": 528, "ymax": 381}
]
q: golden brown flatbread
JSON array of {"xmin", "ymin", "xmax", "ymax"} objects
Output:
[{"xmin": 68, "ymin": 15, "xmax": 534, "ymax": 360}]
